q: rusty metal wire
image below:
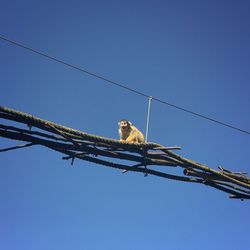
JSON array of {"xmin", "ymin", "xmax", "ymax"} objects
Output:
[{"xmin": 0, "ymin": 105, "xmax": 249, "ymax": 200}]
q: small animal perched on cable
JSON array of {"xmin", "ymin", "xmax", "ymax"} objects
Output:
[{"xmin": 118, "ymin": 119, "xmax": 144, "ymax": 143}]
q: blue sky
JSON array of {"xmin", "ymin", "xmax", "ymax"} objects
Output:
[{"xmin": 0, "ymin": 0, "xmax": 250, "ymax": 249}]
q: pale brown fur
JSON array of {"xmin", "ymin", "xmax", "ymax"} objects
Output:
[{"xmin": 118, "ymin": 120, "xmax": 144, "ymax": 143}]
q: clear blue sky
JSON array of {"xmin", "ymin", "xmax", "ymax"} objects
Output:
[{"xmin": 0, "ymin": 0, "xmax": 250, "ymax": 249}]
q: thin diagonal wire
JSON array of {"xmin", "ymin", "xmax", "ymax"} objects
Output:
[{"xmin": 0, "ymin": 34, "xmax": 249, "ymax": 135}]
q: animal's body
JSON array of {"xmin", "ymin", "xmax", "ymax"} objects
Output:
[{"xmin": 118, "ymin": 119, "xmax": 144, "ymax": 143}]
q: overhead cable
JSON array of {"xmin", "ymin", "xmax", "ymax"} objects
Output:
[{"xmin": 0, "ymin": 34, "xmax": 249, "ymax": 135}]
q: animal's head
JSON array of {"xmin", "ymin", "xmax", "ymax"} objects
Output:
[{"xmin": 118, "ymin": 119, "xmax": 132, "ymax": 130}]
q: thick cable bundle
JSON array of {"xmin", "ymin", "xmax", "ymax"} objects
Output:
[{"xmin": 1, "ymin": 106, "xmax": 249, "ymax": 200}]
